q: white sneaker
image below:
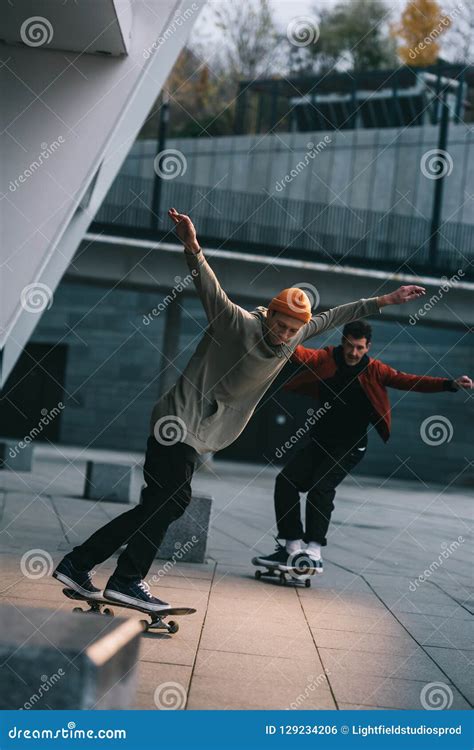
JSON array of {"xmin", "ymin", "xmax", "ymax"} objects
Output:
[
  {"xmin": 306, "ymin": 542, "xmax": 324, "ymax": 573},
  {"xmin": 306, "ymin": 541, "xmax": 321, "ymax": 560}
]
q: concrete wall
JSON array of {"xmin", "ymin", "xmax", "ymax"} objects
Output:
[
  {"xmin": 31, "ymin": 282, "xmax": 169, "ymax": 452},
  {"xmin": 120, "ymin": 125, "xmax": 474, "ymax": 224},
  {"xmin": 27, "ymin": 277, "xmax": 473, "ymax": 486}
]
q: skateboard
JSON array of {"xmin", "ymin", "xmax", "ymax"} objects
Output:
[
  {"xmin": 62, "ymin": 588, "xmax": 196, "ymax": 633},
  {"xmin": 251, "ymin": 559, "xmax": 314, "ymax": 588}
]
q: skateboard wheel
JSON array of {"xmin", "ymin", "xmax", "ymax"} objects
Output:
[
  {"xmin": 279, "ymin": 572, "xmax": 286, "ymax": 585},
  {"xmin": 305, "ymin": 579, "xmax": 311, "ymax": 588},
  {"xmin": 254, "ymin": 569, "xmax": 262, "ymax": 580},
  {"xmin": 139, "ymin": 619, "xmax": 150, "ymax": 631},
  {"xmin": 168, "ymin": 620, "xmax": 179, "ymax": 634},
  {"xmin": 103, "ymin": 607, "xmax": 114, "ymax": 616},
  {"xmin": 72, "ymin": 607, "xmax": 83, "ymax": 613}
]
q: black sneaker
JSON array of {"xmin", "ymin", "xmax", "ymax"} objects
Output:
[
  {"xmin": 103, "ymin": 576, "xmax": 170, "ymax": 613},
  {"xmin": 252, "ymin": 540, "xmax": 301, "ymax": 571},
  {"xmin": 53, "ymin": 555, "xmax": 102, "ymax": 600}
]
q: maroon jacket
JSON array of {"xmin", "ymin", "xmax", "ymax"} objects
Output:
[{"xmin": 285, "ymin": 345, "xmax": 456, "ymax": 443}]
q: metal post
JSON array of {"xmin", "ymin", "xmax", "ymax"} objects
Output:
[
  {"xmin": 233, "ymin": 85, "xmax": 247, "ymax": 134},
  {"xmin": 150, "ymin": 90, "xmax": 170, "ymax": 230},
  {"xmin": 455, "ymin": 69, "xmax": 465, "ymax": 123},
  {"xmin": 270, "ymin": 89, "xmax": 278, "ymax": 132},
  {"xmin": 429, "ymin": 88, "xmax": 450, "ymax": 268}
]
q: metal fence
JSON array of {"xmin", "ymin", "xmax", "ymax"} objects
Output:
[{"xmin": 93, "ymin": 175, "xmax": 474, "ymax": 278}]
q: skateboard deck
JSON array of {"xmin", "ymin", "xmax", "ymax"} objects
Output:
[
  {"xmin": 62, "ymin": 588, "xmax": 196, "ymax": 633},
  {"xmin": 251, "ymin": 558, "xmax": 314, "ymax": 588}
]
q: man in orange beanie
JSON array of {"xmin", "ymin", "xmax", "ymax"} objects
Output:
[{"xmin": 54, "ymin": 209, "xmax": 426, "ymax": 612}]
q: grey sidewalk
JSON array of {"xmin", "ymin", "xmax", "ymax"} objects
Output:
[{"xmin": 0, "ymin": 445, "xmax": 472, "ymax": 710}]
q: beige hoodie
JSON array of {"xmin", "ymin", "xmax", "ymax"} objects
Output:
[{"xmin": 150, "ymin": 250, "xmax": 381, "ymax": 454}]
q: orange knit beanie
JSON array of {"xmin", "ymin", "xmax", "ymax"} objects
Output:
[{"xmin": 268, "ymin": 288, "xmax": 312, "ymax": 323}]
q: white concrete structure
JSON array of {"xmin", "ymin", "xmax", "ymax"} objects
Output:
[{"xmin": 0, "ymin": 0, "xmax": 204, "ymax": 388}]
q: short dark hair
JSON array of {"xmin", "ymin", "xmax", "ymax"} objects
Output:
[{"xmin": 342, "ymin": 320, "xmax": 372, "ymax": 344}]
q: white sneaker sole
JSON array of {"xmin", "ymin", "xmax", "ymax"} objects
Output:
[
  {"xmin": 103, "ymin": 588, "xmax": 170, "ymax": 613},
  {"xmin": 54, "ymin": 571, "xmax": 103, "ymax": 600}
]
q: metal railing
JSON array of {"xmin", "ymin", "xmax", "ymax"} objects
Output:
[{"xmin": 92, "ymin": 175, "xmax": 473, "ymax": 278}]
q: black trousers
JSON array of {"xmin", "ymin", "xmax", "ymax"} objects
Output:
[
  {"xmin": 274, "ymin": 438, "xmax": 366, "ymax": 546},
  {"xmin": 69, "ymin": 437, "xmax": 197, "ymax": 580}
]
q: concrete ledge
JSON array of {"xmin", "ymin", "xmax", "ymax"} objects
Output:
[
  {"xmin": 0, "ymin": 439, "xmax": 33, "ymax": 471},
  {"xmin": 84, "ymin": 461, "xmax": 133, "ymax": 503},
  {"xmin": 0, "ymin": 603, "xmax": 142, "ymax": 709},
  {"xmin": 157, "ymin": 492, "xmax": 213, "ymax": 564}
]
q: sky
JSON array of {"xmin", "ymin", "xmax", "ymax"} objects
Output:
[{"xmin": 270, "ymin": 0, "xmax": 320, "ymax": 27}]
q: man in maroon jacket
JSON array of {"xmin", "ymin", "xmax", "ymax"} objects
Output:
[{"xmin": 253, "ymin": 320, "xmax": 472, "ymax": 573}]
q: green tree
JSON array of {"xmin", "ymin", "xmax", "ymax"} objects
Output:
[{"xmin": 292, "ymin": 0, "xmax": 397, "ymax": 74}]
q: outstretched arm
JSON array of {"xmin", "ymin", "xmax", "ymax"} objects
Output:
[
  {"xmin": 301, "ymin": 285, "xmax": 427, "ymax": 342},
  {"xmin": 290, "ymin": 345, "xmax": 325, "ymax": 369},
  {"xmin": 168, "ymin": 208, "xmax": 243, "ymax": 327},
  {"xmin": 380, "ymin": 362, "xmax": 473, "ymax": 392}
]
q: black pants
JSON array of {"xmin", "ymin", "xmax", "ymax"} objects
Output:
[
  {"xmin": 69, "ymin": 437, "xmax": 197, "ymax": 580},
  {"xmin": 274, "ymin": 438, "xmax": 366, "ymax": 546}
]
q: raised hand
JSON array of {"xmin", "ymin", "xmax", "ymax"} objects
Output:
[
  {"xmin": 378, "ymin": 285, "xmax": 426, "ymax": 307},
  {"xmin": 168, "ymin": 208, "xmax": 200, "ymax": 253},
  {"xmin": 453, "ymin": 375, "xmax": 473, "ymax": 390}
]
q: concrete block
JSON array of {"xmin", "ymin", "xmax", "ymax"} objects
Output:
[
  {"xmin": 84, "ymin": 461, "xmax": 133, "ymax": 503},
  {"xmin": 0, "ymin": 439, "xmax": 33, "ymax": 471},
  {"xmin": 0, "ymin": 603, "xmax": 142, "ymax": 709},
  {"xmin": 158, "ymin": 492, "xmax": 213, "ymax": 564}
]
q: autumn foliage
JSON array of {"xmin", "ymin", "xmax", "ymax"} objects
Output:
[{"xmin": 391, "ymin": 0, "xmax": 452, "ymax": 65}]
